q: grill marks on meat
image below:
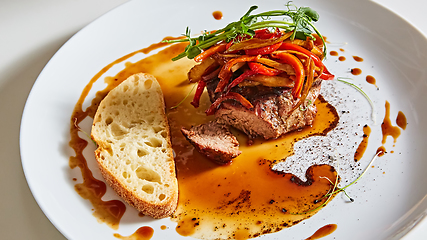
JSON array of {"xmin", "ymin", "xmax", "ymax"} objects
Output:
[{"xmin": 181, "ymin": 120, "xmax": 241, "ymax": 165}]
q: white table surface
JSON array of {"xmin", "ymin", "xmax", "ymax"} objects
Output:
[{"xmin": 1, "ymin": 0, "xmax": 425, "ymax": 239}]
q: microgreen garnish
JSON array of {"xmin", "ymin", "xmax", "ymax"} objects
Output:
[
  {"xmin": 299, "ymin": 99, "xmax": 313, "ymax": 111},
  {"xmin": 337, "ymin": 77, "xmax": 376, "ymax": 124},
  {"xmin": 73, "ymin": 118, "xmax": 97, "ymax": 146},
  {"xmin": 170, "ymin": 83, "xmax": 197, "ymax": 110},
  {"xmin": 289, "ymin": 151, "xmax": 379, "ymax": 215},
  {"xmin": 165, "ymin": 2, "xmax": 326, "ymax": 61}
]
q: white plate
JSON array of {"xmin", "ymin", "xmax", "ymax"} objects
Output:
[{"xmin": 20, "ymin": 0, "xmax": 427, "ymax": 239}]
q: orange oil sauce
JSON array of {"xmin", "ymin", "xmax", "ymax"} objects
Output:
[
  {"xmin": 212, "ymin": 11, "xmax": 223, "ymax": 20},
  {"xmin": 354, "ymin": 125, "xmax": 371, "ymax": 162},
  {"xmin": 113, "ymin": 226, "xmax": 154, "ymax": 240},
  {"xmin": 350, "ymin": 68, "xmax": 362, "ymax": 75},
  {"xmin": 70, "ymin": 41, "xmax": 342, "ymax": 239},
  {"xmin": 306, "ymin": 224, "xmax": 337, "ymax": 240}
]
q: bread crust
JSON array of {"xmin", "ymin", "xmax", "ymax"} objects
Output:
[{"xmin": 91, "ymin": 73, "xmax": 178, "ymax": 219}]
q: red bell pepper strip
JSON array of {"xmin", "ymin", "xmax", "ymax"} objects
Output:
[
  {"xmin": 190, "ymin": 80, "xmax": 207, "ymax": 108},
  {"xmin": 205, "ymin": 92, "xmax": 253, "ymax": 115},
  {"xmin": 245, "ymin": 42, "xmax": 282, "ymax": 56},
  {"xmin": 254, "ymin": 28, "xmax": 281, "ymax": 39},
  {"xmin": 271, "ymin": 52, "xmax": 305, "ymax": 99},
  {"xmin": 227, "ymin": 70, "xmax": 257, "ymax": 90},
  {"xmin": 319, "ymin": 67, "xmax": 335, "ymax": 80},
  {"xmin": 194, "ymin": 43, "xmax": 227, "ymax": 62},
  {"xmin": 216, "ymin": 55, "xmax": 260, "ymax": 92},
  {"xmin": 279, "ymin": 42, "xmax": 334, "ymax": 80},
  {"xmin": 248, "ymin": 62, "xmax": 282, "ymax": 76}
]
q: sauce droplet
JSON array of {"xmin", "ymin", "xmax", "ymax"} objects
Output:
[
  {"xmin": 338, "ymin": 56, "xmax": 346, "ymax": 61},
  {"xmin": 381, "ymin": 101, "xmax": 401, "ymax": 144},
  {"xmin": 160, "ymin": 225, "xmax": 167, "ymax": 230},
  {"xmin": 330, "ymin": 51, "xmax": 338, "ymax": 56},
  {"xmin": 396, "ymin": 111, "xmax": 407, "ymax": 130},
  {"xmin": 306, "ymin": 224, "xmax": 337, "ymax": 240},
  {"xmin": 351, "ymin": 68, "xmax": 362, "ymax": 75},
  {"xmin": 353, "ymin": 56, "xmax": 364, "ymax": 62},
  {"xmin": 376, "ymin": 146, "xmax": 386, "ymax": 157},
  {"xmin": 113, "ymin": 226, "xmax": 154, "ymax": 240},
  {"xmin": 354, "ymin": 125, "xmax": 371, "ymax": 162},
  {"xmin": 212, "ymin": 11, "xmax": 223, "ymax": 20},
  {"xmin": 339, "ymin": 48, "xmax": 345, "ymax": 52},
  {"xmin": 366, "ymin": 75, "xmax": 378, "ymax": 88}
]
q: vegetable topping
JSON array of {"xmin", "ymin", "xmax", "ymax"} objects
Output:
[{"xmin": 165, "ymin": 2, "xmax": 334, "ymax": 115}]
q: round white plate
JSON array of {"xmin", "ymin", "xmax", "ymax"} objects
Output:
[{"xmin": 20, "ymin": 0, "xmax": 427, "ymax": 239}]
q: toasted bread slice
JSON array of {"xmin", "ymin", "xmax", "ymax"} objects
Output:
[{"xmin": 91, "ymin": 73, "xmax": 178, "ymax": 218}]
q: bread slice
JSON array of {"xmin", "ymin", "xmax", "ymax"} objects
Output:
[{"xmin": 91, "ymin": 73, "xmax": 178, "ymax": 218}]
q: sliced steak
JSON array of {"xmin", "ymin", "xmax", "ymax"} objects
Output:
[
  {"xmin": 181, "ymin": 120, "xmax": 241, "ymax": 165},
  {"xmin": 207, "ymin": 78, "xmax": 321, "ymax": 139}
]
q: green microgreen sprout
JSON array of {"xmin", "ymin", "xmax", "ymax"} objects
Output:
[
  {"xmin": 299, "ymin": 99, "xmax": 313, "ymax": 111},
  {"xmin": 169, "ymin": 83, "xmax": 197, "ymax": 110},
  {"xmin": 164, "ymin": 1, "xmax": 326, "ymax": 61},
  {"xmin": 73, "ymin": 118, "xmax": 97, "ymax": 147},
  {"xmin": 289, "ymin": 151, "xmax": 380, "ymax": 215},
  {"xmin": 337, "ymin": 77, "xmax": 376, "ymax": 124}
]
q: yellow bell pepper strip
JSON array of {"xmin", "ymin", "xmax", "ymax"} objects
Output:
[
  {"xmin": 278, "ymin": 42, "xmax": 334, "ymax": 80},
  {"xmin": 216, "ymin": 55, "xmax": 261, "ymax": 93},
  {"xmin": 190, "ymin": 80, "xmax": 207, "ymax": 108},
  {"xmin": 271, "ymin": 52, "xmax": 305, "ymax": 99},
  {"xmin": 248, "ymin": 62, "xmax": 282, "ymax": 76},
  {"xmin": 205, "ymin": 92, "xmax": 254, "ymax": 116},
  {"xmin": 194, "ymin": 43, "xmax": 227, "ymax": 62}
]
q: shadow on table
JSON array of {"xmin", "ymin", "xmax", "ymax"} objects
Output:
[{"xmin": 0, "ymin": 34, "xmax": 73, "ymax": 240}]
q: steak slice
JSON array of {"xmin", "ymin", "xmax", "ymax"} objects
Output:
[
  {"xmin": 207, "ymin": 79, "xmax": 321, "ymax": 139},
  {"xmin": 181, "ymin": 120, "xmax": 241, "ymax": 165}
]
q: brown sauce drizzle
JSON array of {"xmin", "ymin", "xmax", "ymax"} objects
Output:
[
  {"xmin": 396, "ymin": 111, "xmax": 407, "ymax": 130},
  {"xmin": 330, "ymin": 51, "xmax": 338, "ymax": 56},
  {"xmin": 306, "ymin": 224, "xmax": 337, "ymax": 240},
  {"xmin": 351, "ymin": 68, "xmax": 362, "ymax": 75},
  {"xmin": 338, "ymin": 56, "xmax": 346, "ymax": 61},
  {"xmin": 339, "ymin": 48, "xmax": 345, "ymax": 52},
  {"xmin": 366, "ymin": 75, "xmax": 378, "ymax": 88},
  {"xmin": 381, "ymin": 101, "xmax": 401, "ymax": 144},
  {"xmin": 212, "ymin": 11, "xmax": 223, "ymax": 20},
  {"xmin": 113, "ymin": 226, "xmax": 154, "ymax": 240},
  {"xmin": 354, "ymin": 125, "xmax": 371, "ymax": 162},
  {"xmin": 69, "ymin": 39, "xmax": 346, "ymax": 239},
  {"xmin": 353, "ymin": 56, "xmax": 364, "ymax": 62}
]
